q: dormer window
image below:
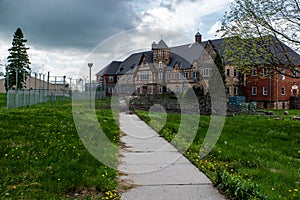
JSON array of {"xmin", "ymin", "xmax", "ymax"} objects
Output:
[{"xmin": 159, "ymin": 61, "xmax": 162, "ymax": 68}]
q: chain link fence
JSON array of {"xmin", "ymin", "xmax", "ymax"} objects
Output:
[{"xmin": 6, "ymin": 89, "xmax": 71, "ymax": 108}]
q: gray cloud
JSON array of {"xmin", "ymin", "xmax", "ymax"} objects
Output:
[{"xmin": 0, "ymin": 0, "xmax": 140, "ymax": 49}]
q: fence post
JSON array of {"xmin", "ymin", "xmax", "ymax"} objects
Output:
[{"xmin": 51, "ymin": 93, "xmax": 54, "ymax": 109}]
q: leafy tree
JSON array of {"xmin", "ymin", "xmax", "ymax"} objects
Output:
[
  {"xmin": 6, "ymin": 27, "xmax": 31, "ymax": 90},
  {"xmin": 219, "ymin": 0, "xmax": 300, "ymax": 77}
]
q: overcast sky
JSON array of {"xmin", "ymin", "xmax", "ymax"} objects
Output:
[{"xmin": 0, "ymin": 0, "xmax": 234, "ymax": 79}]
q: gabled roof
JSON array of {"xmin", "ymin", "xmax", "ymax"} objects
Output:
[
  {"xmin": 168, "ymin": 52, "xmax": 193, "ymax": 70},
  {"xmin": 171, "ymin": 42, "xmax": 204, "ymax": 64},
  {"xmin": 116, "ymin": 52, "xmax": 143, "ymax": 75},
  {"xmin": 206, "ymin": 37, "xmax": 300, "ymax": 66},
  {"xmin": 152, "ymin": 39, "xmax": 170, "ymax": 49},
  {"xmin": 96, "ymin": 35, "xmax": 300, "ymax": 77},
  {"xmin": 96, "ymin": 61, "xmax": 122, "ymax": 76}
]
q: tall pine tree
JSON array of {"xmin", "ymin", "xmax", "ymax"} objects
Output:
[{"xmin": 6, "ymin": 27, "xmax": 31, "ymax": 90}]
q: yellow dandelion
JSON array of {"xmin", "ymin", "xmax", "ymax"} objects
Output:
[
  {"xmin": 294, "ymin": 189, "xmax": 298, "ymax": 192},
  {"xmin": 12, "ymin": 185, "xmax": 16, "ymax": 190},
  {"xmin": 272, "ymin": 187, "xmax": 275, "ymax": 191}
]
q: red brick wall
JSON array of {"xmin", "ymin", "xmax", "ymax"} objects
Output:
[{"xmin": 240, "ymin": 67, "xmax": 299, "ymax": 109}]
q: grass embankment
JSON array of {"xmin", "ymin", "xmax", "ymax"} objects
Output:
[
  {"xmin": 136, "ymin": 110, "xmax": 300, "ymax": 200},
  {"xmin": 0, "ymin": 94, "xmax": 120, "ymax": 199}
]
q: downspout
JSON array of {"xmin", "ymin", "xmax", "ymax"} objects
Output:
[
  {"xmin": 276, "ymin": 67, "xmax": 278, "ymax": 109},
  {"xmin": 270, "ymin": 67, "xmax": 272, "ymax": 107}
]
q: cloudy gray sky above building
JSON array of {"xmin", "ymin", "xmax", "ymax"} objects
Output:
[{"xmin": 0, "ymin": 0, "xmax": 234, "ymax": 78}]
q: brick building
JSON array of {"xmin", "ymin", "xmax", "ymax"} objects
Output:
[{"xmin": 96, "ymin": 32, "xmax": 300, "ymax": 109}]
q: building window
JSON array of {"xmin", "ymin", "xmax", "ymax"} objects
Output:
[
  {"xmin": 193, "ymin": 71, "xmax": 198, "ymax": 78},
  {"xmin": 159, "ymin": 87, "xmax": 163, "ymax": 94},
  {"xmin": 252, "ymin": 68, "xmax": 257, "ymax": 76},
  {"xmin": 108, "ymin": 87, "xmax": 114, "ymax": 93},
  {"xmin": 226, "ymin": 69, "xmax": 230, "ymax": 77},
  {"xmin": 234, "ymin": 86, "xmax": 238, "ymax": 95},
  {"xmin": 109, "ymin": 76, "xmax": 114, "ymax": 82},
  {"xmin": 252, "ymin": 86, "xmax": 257, "ymax": 95},
  {"xmin": 293, "ymin": 68, "xmax": 298, "ymax": 77},
  {"xmin": 159, "ymin": 50, "xmax": 162, "ymax": 56},
  {"xmin": 158, "ymin": 72, "xmax": 163, "ymax": 80},
  {"xmin": 262, "ymin": 68, "xmax": 267, "ymax": 76},
  {"xmin": 141, "ymin": 71, "xmax": 149, "ymax": 80},
  {"xmin": 243, "ymin": 74, "xmax": 247, "ymax": 86},
  {"xmin": 175, "ymin": 86, "xmax": 180, "ymax": 93},
  {"xmin": 234, "ymin": 69, "xmax": 238, "ymax": 77},
  {"xmin": 281, "ymin": 86, "xmax": 285, "ymax": 96},
  {"xmin": 159, "ymin": 61, "xmax": 162, "ymax": 68},
  {"xmin": 175, "ymin": 72, "xmax": 179, "ymax": 79},
  {"xmin": 227, "ymin": 87, "xmax": 231, "ymax": 95},
  {"xmin": 263, "ymin": 86, "xmax": 268, "ymax": 96},
  {"xmin": 184, "ymin": 72, "xmax": 188, "ymax": 79},
  {"xmin": 281, "ymin": 67, "xmax": 286, "ymax": 80},
  {"xmin": 203, "ymin": 68, "xmax": 211, "ymax": 77},
  {"xmin": 166, "ymin": 71, "xmax": 170, "ymax": 80}
]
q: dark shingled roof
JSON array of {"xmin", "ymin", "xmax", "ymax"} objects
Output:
[
  {"xmin": 116, "ymin": 52, "xmax": 143, "ymax": 75},
  {"xmin": 169, "ymin": 52, "xmax": 193, "ymax": 70},
  {"xmin": 96, "ymin": 61, "xmax": 122, "ymax": 76},
  {"xmin": 207, "ymin": 37, "xmax": 300, "ymax": 66},
  {"xmin": 96, "ymin": 36, "xmax": 300, "ymax": 77}
]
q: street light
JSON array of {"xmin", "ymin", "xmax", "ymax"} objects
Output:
[
  {"xmin": 88, "ymin": 63, "xmax": 93, "ymax": 108},
  {"xmin": 0, "ymin": 63, "xmax": 8, "ymax": 108}
]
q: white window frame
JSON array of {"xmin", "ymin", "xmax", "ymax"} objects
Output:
[
  {"xmin": 234, "ymin": 69, "xmax": 238, "ymax": 77},
  {"xmin": 281, "ymin": 86, "xmax": 285, "ymax": 96},
  {"xmin": 203, "ymin": 68, "xmax": 211, "ymax": 77},
  {"xmin": 263, "ymin": 86, "xmax": 268, "ymax": 96},
  {"xmin": 243, "ymin": 74, "xmax": 247, "ymax": 86},
  {"xmin": 226, "ymin": 69, "xmax": 230, "ymax": 77},
  {"xmin": 227, "ymin": 87, "xmax": 231, "ymax": 95},
  {"xmin": 293, "ymin": 68, "xmax": 298, "ymax": 77},
  {"xmin": 140, "ymin": 71, "xmax": 149, "ymax": 80},
  {"xmin": 234, "ymin": 86, "xmax": 238, "ymax": 95},
  {"xmin": 109, "ymin": 76, "xmax": 114, "ymax": 82},
  {"xmin": 193, "ymin": 71, "xmax": 198, "ymax": 78},
  {"xmin": 262, "ymin": 68, "xmax": 267, "ymax": 76},
  {"xmin": 252, "ymin": 86, "xmax": 257, "ymax": 95},
  {"xmin": 184, "ymin": 72, "xmax": 188, "ymax": 79},
  {"xmin": 158, "ymin": 72, "xmax": 163, "ymax": 80},
  {"xmin": 159, "ymin": 61, "xmax": 162, "ymax": 68}
]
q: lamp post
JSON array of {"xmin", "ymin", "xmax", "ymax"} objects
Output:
[
  {"xmin": 0, "ymin": 64, "xmax": 8, "ymax": 108},
  {"xmin": 88, "ymin": 63, "xmax": 93, "ymax": 108}
]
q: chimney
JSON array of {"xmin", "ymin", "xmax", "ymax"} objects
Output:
[{"xmin": 195, "ymin": 32, "xmax": 202, "ymax": 43}]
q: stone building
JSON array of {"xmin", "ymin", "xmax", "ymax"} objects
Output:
[{"xmin": 96, "ymin": 32, "xmax": 300, "ymax": 109}]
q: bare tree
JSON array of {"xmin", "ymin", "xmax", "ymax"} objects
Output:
[{"xmin": 219, "ymin": 0, "xmax": 300, "ymax": 77}]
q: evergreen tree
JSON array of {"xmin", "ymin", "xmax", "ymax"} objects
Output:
[{"xmin": 6, "ymin": 27, "xmax": 31, "ymax": 90}]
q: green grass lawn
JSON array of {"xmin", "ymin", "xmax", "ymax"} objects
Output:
[
  {"xmin": 0, "ymin": 94, "xmax": 120, "ymax": 199},
  {"xmin": 136, "ymin": 110, "xmax": 300, "ymax": 200}
]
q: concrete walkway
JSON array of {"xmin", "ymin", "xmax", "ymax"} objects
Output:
[{"xmin": 118, "ymin": 113, "xmax": 225, "ymax": 200}]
